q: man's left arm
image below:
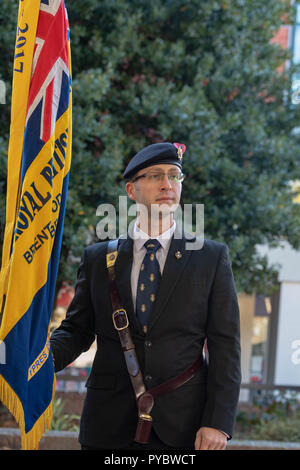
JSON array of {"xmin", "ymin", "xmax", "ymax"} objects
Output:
[{"xmin": 196, "ymin": 243, "xmax": 241, "ymax": 449}]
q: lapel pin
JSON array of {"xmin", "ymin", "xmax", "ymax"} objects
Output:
[{"xmin": 175, "ymin": 250, "xmax": 182, "ymax": 259}]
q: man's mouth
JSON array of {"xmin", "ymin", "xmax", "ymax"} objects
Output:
[{"xmin": 155, "ymin": 197, "xmax": 174, "ymax": 202}]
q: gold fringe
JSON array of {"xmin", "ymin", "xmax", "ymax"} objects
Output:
[{"xmin": 0, "ymin": 374, "xmax": 56, "ymax": 450}]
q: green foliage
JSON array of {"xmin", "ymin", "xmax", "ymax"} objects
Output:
[
  {"xmin": 50, "ymin": 397, "xmax": 80, "ymax": 432},
  {"xmin": 248, "ymin": 411, "xmax": 300, "ymax": 442},
  {"xmin": 1, "ymin": 0, "xmax": 300, "ymax": 294},
  {"xmin": 235, "ymin": 390, "xmax": 300, "ymax": 441}
]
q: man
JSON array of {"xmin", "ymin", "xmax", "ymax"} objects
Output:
[{"xmin": 50, "ymin": 142, "xmax": 241, "ymax": 450}]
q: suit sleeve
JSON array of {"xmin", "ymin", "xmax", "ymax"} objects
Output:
[
  {"xmin": 200, "ymin": 244, "xmax": 241, "ymax": 438},
  {"xmin": 50, "ymin": 248, "xmax": 96, "ymax": 372}
]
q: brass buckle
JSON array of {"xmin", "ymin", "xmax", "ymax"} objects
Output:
[
  {"xmin": 112, "ymin": 309, "xmax": 129, "ymax": 331},
  {"xmin": 106, "ymin": 251, "xmax": 117, "ymax": 268},
  {"xmin": 139, "ymin": 413, "xmax": 153, "ymax": 422}
]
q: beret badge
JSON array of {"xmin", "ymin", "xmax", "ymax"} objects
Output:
[{"xmin": 173, "ymin": 143, "xmax": 186, "ymax": 161}]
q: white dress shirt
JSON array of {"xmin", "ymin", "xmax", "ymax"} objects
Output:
[{"xmin": 130, "ymin": 221, "xmax": 176, "ymax": 312}]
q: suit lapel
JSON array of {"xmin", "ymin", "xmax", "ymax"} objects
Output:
[{"xmin": 148, "ymin": 230, "xmax": 192, "ymax": 332}]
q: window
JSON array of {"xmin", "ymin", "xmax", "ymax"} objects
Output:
[
  {"xmin": 249, "ymin": 295, "xmax": 272, "ymax": 384},
  {"xmin": 291, "ymin": 4, "xmax": 300, "ymax": 104},
  {"xmin": 293, "ymin": 5, "xmax": 300, "ymax": 64}
]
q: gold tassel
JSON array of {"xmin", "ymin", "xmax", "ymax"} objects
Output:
[{"xmin": 0, "ymin": 374, "xmax": 56, "ymax": 450}]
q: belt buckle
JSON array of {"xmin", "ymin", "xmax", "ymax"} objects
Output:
[{"xmin": 112, "ymin": 309, "xmax": 129, "ymax": 331}]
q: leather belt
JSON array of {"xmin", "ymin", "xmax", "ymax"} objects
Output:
[{"xmin": 106, "ymin": 239, "xmax": 203, "ymax": 444}]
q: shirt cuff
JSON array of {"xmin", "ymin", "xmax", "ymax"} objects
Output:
[{"xmin": 218, "ymin": 429, "xmax": 230, "ymax": 439}]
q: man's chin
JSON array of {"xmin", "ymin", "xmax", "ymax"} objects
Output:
[{"xmin": 151, "ymin": 202, "xmax": 179, "ymax": 215}]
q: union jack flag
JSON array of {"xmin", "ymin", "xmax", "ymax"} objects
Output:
[
  {"xmin": 27, "ymin": 0, "xmax": 70, "ymax": 143},
  {"xmin": 22, "ymin": 0, "xmax": 71, "ymax": 183}
]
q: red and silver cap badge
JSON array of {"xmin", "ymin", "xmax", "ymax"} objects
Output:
[{"xmin": 173, "ymin": 143, "xmax": 186, "ymax": 161}]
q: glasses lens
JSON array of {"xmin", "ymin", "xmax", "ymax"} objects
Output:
[{"xmin": 170, "ymin": 172, "xmax": 184, "ymax": 182}]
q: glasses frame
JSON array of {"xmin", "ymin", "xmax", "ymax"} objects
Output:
[{"xmin": 131, "ymin": 170, "xmax": 185, "ymax": 184}]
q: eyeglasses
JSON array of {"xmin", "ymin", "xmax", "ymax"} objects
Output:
[{"xmin": 131, "ymin": 171, "xmax": 185, "ymax": 184}]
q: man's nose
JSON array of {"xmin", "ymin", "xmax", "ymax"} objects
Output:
[{"xmin": 160, "ymin": 174, "xmax": 173, "ymax": 189}]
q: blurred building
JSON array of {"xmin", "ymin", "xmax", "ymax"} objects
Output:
[{"xmin": 239, "ymin": 242, "xmax": 300, "ymax": 397}]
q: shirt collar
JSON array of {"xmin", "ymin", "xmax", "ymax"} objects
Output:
[{"xmin": 132, "ymin": 220, "xmax": 176, "ymax": 252}]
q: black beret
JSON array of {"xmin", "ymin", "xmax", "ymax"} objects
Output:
[{"xmin": 123, "ymin": 142, "xmax": 186, "ymax": 180}]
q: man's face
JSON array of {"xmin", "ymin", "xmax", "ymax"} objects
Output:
[{"xmin": 125, "ymin": 164, "xmax": 182, "ymax": 218}]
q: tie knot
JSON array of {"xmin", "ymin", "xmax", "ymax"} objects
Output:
[{"xmin": 144, "ymin": 239, "xmax": 161, "ymax": 253}]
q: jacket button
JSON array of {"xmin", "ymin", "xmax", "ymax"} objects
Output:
[
  {"xmin": 145, "ymin": 375, "xmax": 152, "ymax": 382},
  {"xmin": 145, "ymin": 340, "xmax": 152, "ymax": 348}
]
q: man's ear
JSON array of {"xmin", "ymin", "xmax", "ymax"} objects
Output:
[{"xmin": 125, "ymin": 181, "xmax": 136, "ymax": 201}]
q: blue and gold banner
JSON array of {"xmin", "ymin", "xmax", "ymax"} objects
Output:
[{"xmin": 0, "ymin": 0, "xmax": 72, "ymax": 450}]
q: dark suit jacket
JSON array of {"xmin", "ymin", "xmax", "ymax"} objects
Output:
[{"xmin": 50, "ymin": 231, "xmax": 241, "ymax": 449}]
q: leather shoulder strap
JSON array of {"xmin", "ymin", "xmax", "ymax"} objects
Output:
[{"xmin": 106, "ymin": 239, "xmax": 146, "ymax": 398}]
